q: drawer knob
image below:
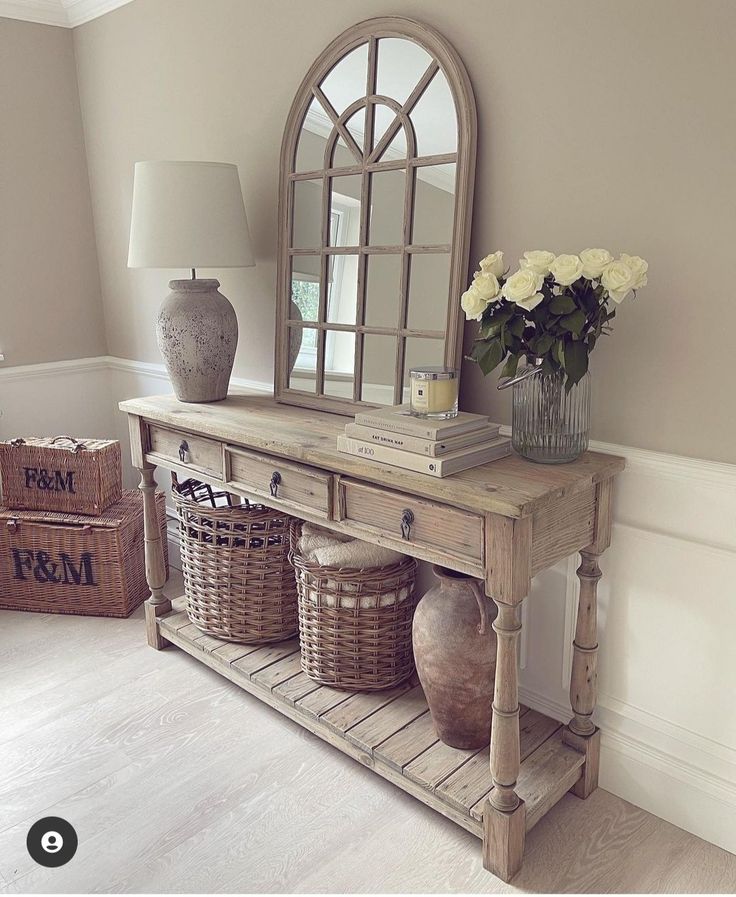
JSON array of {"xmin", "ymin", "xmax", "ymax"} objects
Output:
[
  {"xmin": 178, "ymin": 440, "xmax": 190, "ymax": 463},
  {"xmin": 400, "ymin": 508, "xmax": 414, "ymax": 540},
  {"xmin": 269, "ymin": 470, "xmax": 282, "ymax": 498}
]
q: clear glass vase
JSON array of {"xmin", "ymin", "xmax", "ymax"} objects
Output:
[{"xmin": 511, "ymin": 362, "xmax": 590, "ymax": 463}]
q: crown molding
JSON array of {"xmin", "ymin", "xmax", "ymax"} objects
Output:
[{"xmin": 0, "ymin": 0, "xmax": 133, "ymax": 27}]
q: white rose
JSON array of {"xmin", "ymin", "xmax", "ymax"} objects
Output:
[
  {"xmin": 479, "ymin": 251, "xmax": 504, "ymax": 278},
  {"xmin": 516, "ymin": 292, "xmax": 544, "ymax": 312},
  {"xmin": 472, "ymin": 271, "xmax": 500, "ymax": 302},
  {"xmin": 549, "ymin": 254, "xmax": 584, "ymax": 286},
  {"xmin": 580, "ymin": 248, "xmax": 613, "ymax": 279},
  {"xmin": 501, "ymin": 268, "xmax": 544, "ymax": 305},
  {"xmin": 461, "ymin": 285, "xmax": 487, "ymax": 319},
  {"xmin": 620, "ymin": 253, "xmax": 648, "ymax": 290},
  {"xmin": 520, "ymin": 250, "xmax": 555, "ymax": 276},
  {"xmin": 601, "ymin": 258, "xmax": 636, "ymax": 303}
]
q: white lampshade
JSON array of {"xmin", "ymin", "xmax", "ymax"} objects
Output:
[{"xmin": 128, "ymin": 160, "xmax": 254, "ymax": 269}]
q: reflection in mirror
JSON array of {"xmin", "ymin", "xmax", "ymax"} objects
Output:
[
  {"xmin": 407, "ymin": 253, "xmax": 451, "ymax": 331},
  {"xmin": 365, "ymin": 254, "xmax": 402, "ymax": 328},
  {"xmin": 344, "ymin": 108, "xmax": 366, "ymax": 156},
  {"xmin": 319, "ymin": 43, "xmax": 368, "ymax": 116},
  {"xmin": 362, "ymin": 334, "xmax": 397, "ymax": 404},
  {"xmin": 410, "ymin": 70, "xmax": 457, "ymax": 156},
  {"xmin": 369, "ymin": 169, "xmax": 406, "ymax": 246},
  {"xmin": 324, "ymin": 330, "xmax": 355, "ymax": 397},
  {"xmin": 402, "ymin": 337, "xmax": 446, "ymax": 401},
  {"xmin": 290, "ymin": 256, "xmax": 320, "ymax": 322},
  {"xmin": 329, "ymin": 175, "xmax": 361, "ymax": 247},
  {"xmin": 288, "ymin": 325, "xmax": 317, "ymax": 393},
  {"xmin": 295, "ymin": 97, "xmax": 331, "ymax": 173},
  {"xmin": 372, "ymin": 104, "xmax": 408, "ymax": 159},
  {"xmin": 291, "ymin": 179, "xmax": 323, "ymax": 249},
  {"xmin": 412, "ymin": 164, "xmax": 456, "ymax": 245},
  {"xmin": 332, "ymin": 136, "xmax": 354, "ymax": 169},
  {"xmin": 376, "ymin": 38, "xmax": 433, "ymax": 106},
  {"xmin": 326, "ymin": 254, "xmax": 358, "ymax": 325}
]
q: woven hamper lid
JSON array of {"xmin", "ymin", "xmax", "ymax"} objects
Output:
[{"xmin": 0, "ymin": 490, "xmax": 153, "ymax": 528}]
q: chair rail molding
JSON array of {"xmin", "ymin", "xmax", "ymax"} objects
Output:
[
  {"xmin": 0, "ymin": 0, "xmax": 133, "ymax": 27},
  {"xmin": 3, "ymin": 353, "xmax": 736, "ymax": 856}
]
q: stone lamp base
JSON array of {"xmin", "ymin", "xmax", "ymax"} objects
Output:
[{"xmin": 157, "ymin": 279, "xmax": 238, "ymax": 403}]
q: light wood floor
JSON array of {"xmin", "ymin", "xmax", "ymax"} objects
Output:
[{"xmin": 1, "ymin": 571, "xmax": 735, "ymax": 894}]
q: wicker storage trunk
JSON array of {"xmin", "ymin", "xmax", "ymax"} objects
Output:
[
  {"xmin": 173, "ymin": 478, "xmax": 298, "ymax": 644},
  {"xmin": 0, "ymin": 490, "xmax": 167, "ymax": 617},
  {"xmin": 0, "ymin": 436, "xmax": 122, "ymax": 515},
  {"xmin": 290, "ymin": 522, "xmax": 418, "ymax": 691}
]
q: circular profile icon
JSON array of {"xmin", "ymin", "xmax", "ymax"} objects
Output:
[{"xmin": 27, "ymin": 817, "xmax": 77, "ymax": 867}]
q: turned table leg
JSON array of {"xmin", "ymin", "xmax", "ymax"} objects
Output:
[
  {"xmin": 563, "ymin": 548, "xmax": 602, "ymax": 797},
  {"xmin": 483, "ymin": 599, "xmax": 525, "ymax": 881},
  {"xmin": 138, "ymin": 464, "xmax": 170, "ymax": 649}
]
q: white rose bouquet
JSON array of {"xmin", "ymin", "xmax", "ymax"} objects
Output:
[{"xmin": 462, "ymin": 249, "xmax": 648, "ymax": 388}]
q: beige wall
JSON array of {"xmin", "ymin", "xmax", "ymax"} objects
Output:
[
  {"xmin": 0, "ymin": 18, "xmax": 106, "ymax": 367},
  {"xmin": 73, "ymin": 0, "xmax": 736, "ymax": 463}
]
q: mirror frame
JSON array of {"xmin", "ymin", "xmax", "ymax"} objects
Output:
[{"xmin": 275, "ymin": 16, "xmax": 477, "ymax": 414}]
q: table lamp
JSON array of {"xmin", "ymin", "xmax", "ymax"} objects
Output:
[{"xmin": 128, "ymin": 160, "xmax": 254, "ymax": 403}]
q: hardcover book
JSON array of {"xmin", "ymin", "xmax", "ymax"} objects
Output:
[
  {"xmin": 336, "ymin": 434, "xmax": 512, "ymax": 477},
  {"xmin": 353, "ymin": 405, "xmax": 490, "ymax": 440},
  {"xmin": 343, "ymin": 422, "xmax": 501, "ymax": 457}
]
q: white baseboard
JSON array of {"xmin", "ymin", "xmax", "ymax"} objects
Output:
[{"xmin": 3, "ymin": 353, "xmax": 735, "ymax": 859}]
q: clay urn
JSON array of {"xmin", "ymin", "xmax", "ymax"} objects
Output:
[{"xmin": 412, "ymin": 566, "xmax": 498, "ymax": 749}]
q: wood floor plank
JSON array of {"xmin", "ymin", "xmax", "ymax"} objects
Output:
[
  {"xmin": 437, "ymin": 710, "xmax": 561, "ymax": 812},
  {"xmin": 374, "ymin": 710, "xmax": 440, "ymax": 771},
  {"xmin": 346, "ymin": 685, "xmax": 429, "ymax": 752}
]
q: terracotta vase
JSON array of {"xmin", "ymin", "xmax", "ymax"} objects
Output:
[{"xmin": 412, "ymin": 566, "xmax": 498, "ymax": 749}]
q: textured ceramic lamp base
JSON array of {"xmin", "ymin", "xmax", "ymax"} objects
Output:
[{"xmin": 157, "ymin": 279, "xmax": 238, "ymax": 403}]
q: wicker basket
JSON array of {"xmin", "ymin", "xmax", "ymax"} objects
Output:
[
  {"xmin": 0, "ymin": 490, "xmax": 167, "ymax": 617},
  {"xmin": 173, "ymin": 478, "xmax": 298, "ymax": 644},
  {"xmin": 0, "ymin": 436, "xmax": 122, "ymax": 515},
  {"xmin": 290, "ymin": 522, "xmax": 418, "ymax": 691}
]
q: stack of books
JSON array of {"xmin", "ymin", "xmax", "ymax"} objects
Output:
[{"xmin": 336, "ymin": 405, "xmax": 511, "ymax": 477}]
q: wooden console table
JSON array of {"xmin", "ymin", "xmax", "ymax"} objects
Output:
[{"xmin": 120, "ymin": 390, "xmax": 624, "ymax": 881}]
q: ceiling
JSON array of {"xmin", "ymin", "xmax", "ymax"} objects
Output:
[{"xmin": 0, "ymin": 0, "xmax": 133, "ymax": 27}]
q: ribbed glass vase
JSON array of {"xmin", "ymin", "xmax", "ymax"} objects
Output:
[{"xmin": 511, "ymin": 362, "xmax": 590, "ymax": 463}]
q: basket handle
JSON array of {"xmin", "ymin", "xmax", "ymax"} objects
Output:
[
  {"xmin": 468, "ymin": 580, "xmax": 490, "ymax": 636},
  {"xmin": 49, "ymin": 436, "xmax": 88, "ymax": 453}
]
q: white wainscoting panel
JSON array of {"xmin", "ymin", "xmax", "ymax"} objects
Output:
[{"xmin": 3, "ymin": 354, "xmax": 735, "ymax": 857}]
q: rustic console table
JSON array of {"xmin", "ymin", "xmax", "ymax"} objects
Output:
[{"xmin": 120, "ymin": 390, "xmax": 624, "ymax": 881}]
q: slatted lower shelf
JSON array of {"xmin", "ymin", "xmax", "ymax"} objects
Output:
[{"xmin": 158, "ymin": 598, "xmax": 585, "ymax": 838}]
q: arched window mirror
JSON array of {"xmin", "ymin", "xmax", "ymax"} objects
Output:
[{"xmin": 275, "ymin": 17, "xmax": 477, "ymax": 413}]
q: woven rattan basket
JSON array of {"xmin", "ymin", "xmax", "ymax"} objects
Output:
[
  {"xmin": 173, "ymin": 478, "xmax": 298, "ymax": 644},
  {"xmin": 290, "ymin": 522, "xmax": 418, "ymax": 691}
]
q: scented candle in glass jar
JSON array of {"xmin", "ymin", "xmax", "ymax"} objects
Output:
[{"xmin": 409, "ymin": 367, "xmax": 459, "ymax": 419}]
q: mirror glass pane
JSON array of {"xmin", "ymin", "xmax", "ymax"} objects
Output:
[
  {"xmin": 319, "ymin": 43, "xmax": 369, "ymax": 116},
  {"xmin": 326, "ymin": 254, "xmax": 358, "ymax": 325},
  {"xmin": 372, "ymin": 104, "xmax": 404, "ymax": 157},
  {"xmin": 368, "ymin": 169, "xmax": 405, "ymax": 246},
  {"xmin": 332, "ymin": 136, "xmax": 354, "ymax": 169},
  {"xmin": 377, "ymin": 124, "xmax": 408, "ymax": 162},
  {"xmin": 412, "ymin": 164, "xmax": 456, "ymax": 245},
  {"xmin": 324, "ymin": 330, "xmax": 355, "ymax": 397},
  {"xmin": 376, "ymin": 38, "xmax": 433, "ymax": 106},
  {"xmin": 362, "ymin": 334, "xmax": 397, "ymax": 404},
  {"xmin": 288, "ymin": 325, "xmax": 318, "ymax": 392},
  {"xmin": 410, "ymin": 70, "xmax": 457, "ymax": 156},
  {"xmin": 329, "ymin": 175, "xmax": 361, "ymax": 247},
  {"xmin": 291, "ymin": 179, "xmax": 323, "ymax": 249},
  {"xmin": 344, "ymin": 107, "xmax": 366, "ymax": 156},
  {"xmin": 365, "ymin": 254, "xmax": 402, "ymax": 329},
  {"xmin": 402, "ymin": 337, "xmax": 446, "ymax": 401},
  {"xmin": 290, "ymin": 256, "xmax": 320, "ymax": 323},
  {"xmin": 407, "ymin": 253, "xmax": 451, "ymax": 331},
  {"xmin": 295, "ymin": 97, "xmax": 331, "ymax": 173}
]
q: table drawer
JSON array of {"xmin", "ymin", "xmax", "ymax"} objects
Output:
[
  {"xmin": 225, "ymin": 446, "xmax": 332, "ymax": 518},
  {"xmin": 337, "ymin": 478, "xmax": 484, "ymax": 566},
  {"xmin": 146, "ymin": 424, "xmax": 224, "ymax": 480}
]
